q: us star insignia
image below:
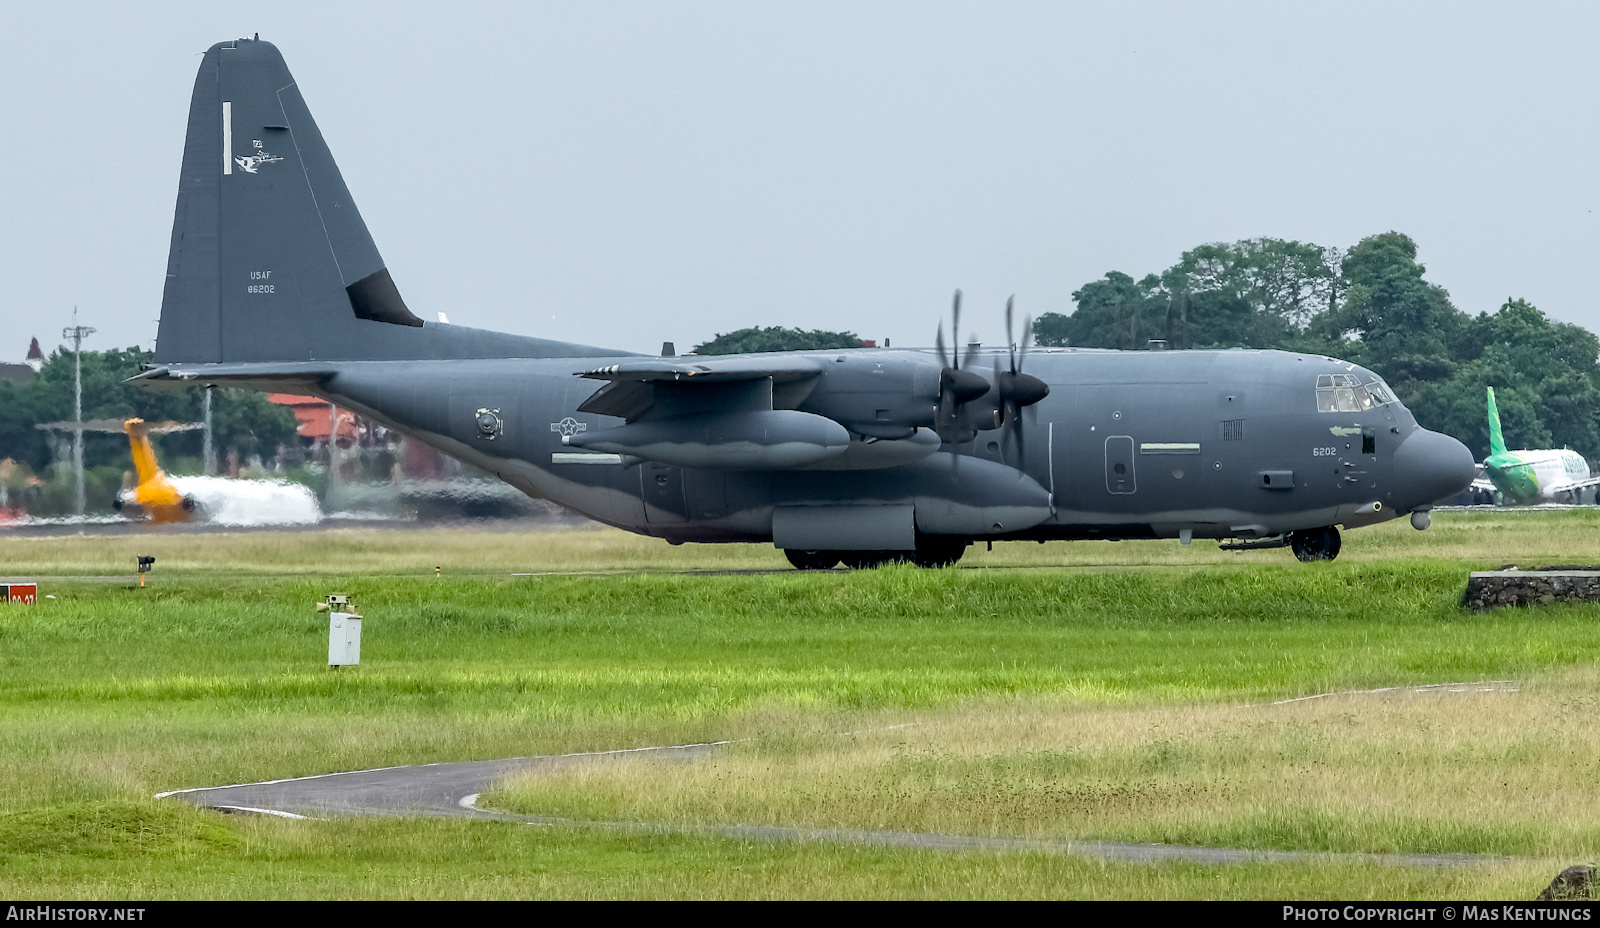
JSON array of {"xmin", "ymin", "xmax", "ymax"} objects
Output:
[{"xmin": 550, "ymin": 417, "xmax": 587, "ymax": 437}]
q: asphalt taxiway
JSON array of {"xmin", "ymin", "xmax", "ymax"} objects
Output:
[{"xmin": 158, "ymin": 741, "xmax": 1488, "ymax": 868}]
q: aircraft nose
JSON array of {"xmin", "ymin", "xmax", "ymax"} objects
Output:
[{"xmin": 1392, "ymin": 428, "xmax": 1476, "ymax": 509}]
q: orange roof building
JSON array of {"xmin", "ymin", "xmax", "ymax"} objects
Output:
[{"xmin": 266, "ymin": 394, "xmax": 359, "ymax": 445}]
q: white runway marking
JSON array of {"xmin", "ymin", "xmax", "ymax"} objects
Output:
[
  {"xmin": 1243, "ymin": 680, "xmax": 1518, "ymax": 708},
  {"xmin": 211, "ymin": 805, "xmax": 311, "ymax": 820}
]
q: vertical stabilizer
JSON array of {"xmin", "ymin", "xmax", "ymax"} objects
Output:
[
  {"xmin": 1486, "ymin": 386, "xmax": 1508, "ymax": 457},
  {"xmin": 123, "ymin": 419, "xmax": 164, "ymax": 486},
  {"xmin": 155, "ymin": 38, "xmax": 423, "ymax": 365}
]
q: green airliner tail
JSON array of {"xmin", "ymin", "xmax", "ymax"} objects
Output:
[{"xmin": 1487, "ymin": 386, "xmax": 1508, "ymax": 457}]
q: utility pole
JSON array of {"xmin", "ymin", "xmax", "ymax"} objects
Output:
[
  {"xmin": 62, "ymin": 310, "xmax": 95, "ymax": 518},
  {"xmin": 202, "ymin": 388, "xmax": 214, "ymax": 475}
]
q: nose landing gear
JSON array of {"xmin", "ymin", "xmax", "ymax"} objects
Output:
[{"xmin": 1288, "ymin": 526, "xmax": 1342, "ymax": 562}]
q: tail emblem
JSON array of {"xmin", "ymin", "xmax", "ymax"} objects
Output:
[{"xmin": 234, "ymin": 141, "xmax": 284, "ymax": 174}]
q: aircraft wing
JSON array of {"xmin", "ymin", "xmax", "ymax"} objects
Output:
[
  {"xmin": 1553, "ymin": 475, "xmax": 1600, "ymax": 493},
  {"xmin": 574, "ymin": 356, "xmax": 826, "ymax": 384},
  {"xmin": 576, "ymin": 356, "xmax": 827, "ymax": 421}
]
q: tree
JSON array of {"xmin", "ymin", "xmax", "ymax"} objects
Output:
[
  {"xmin": 0, "ymin": 347, "xmax": 297, "ymax": 472},
  {"xmin": 1057, "ymin": 272, "xmax": 1169, "ymax": 350},
  {"xmin": 1160, "ymin": 239, "xmax": 1337, "ymax": 348},
  {"xmin": 1032, "ymin": 312, "xmax": 1073, "ymax": 348},
  {"xmin": 1309, "ymin": 232, "xmax": 1462, "ymax": 391},
  {"xmin": 693, "ymin": 326, "xmax": 863, "ymax": 355},
  {"xmin": 1405, "ymin": 299, "xmax": 1600, "ymax": 459},
  {"xmin": 1058, "ymin": 231, "xmax": 1600, "ymax": 462}
]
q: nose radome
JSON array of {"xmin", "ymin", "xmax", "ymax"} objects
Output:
[{"xmin": 1392, "ymin": 428, "xmax": 1476, "ymax": 509}]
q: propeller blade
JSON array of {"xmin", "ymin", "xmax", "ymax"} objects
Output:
[
  {"xmin": 1018, "ymin": 315, "xmax": 1034, "ymax": 373},
  {"xmin": 1010, "ymin": 401, "xmax": 1026, "ymax": 468},
  {"xmin": 936, "ymin": 323, "xmax": 948, "ymax": 370},
  {"xmin": 951, "ymin": 290, "xmax": 962, "ymax": 367},
  {"xmin": 1005, "ymin": 296, "xmax": 1016, "ymax": 375}
]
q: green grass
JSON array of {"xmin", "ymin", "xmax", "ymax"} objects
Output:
[
  {"xmin": 492, "ymin": 675, "xmax": 1600, "ymax": 859},
  {"xmin": 0, "ymin": 802, "xmax": 1561, "ymax": 900},
  {"xmin": 5, "ymin": 504, "xmax": 1600, "ymax": 577},
  {"xmin": 0, "ymin": 511, "xmax": 1597, "ymax": 897}
]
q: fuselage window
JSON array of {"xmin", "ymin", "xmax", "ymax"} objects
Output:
[{"xmin": 1316, "ymin": 374, "xmax": 1397, "ymax": 414}]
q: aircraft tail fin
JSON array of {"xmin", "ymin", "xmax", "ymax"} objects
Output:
[
  {"xmin": 1486, "ymin": 386, "xmax": 1508, "ymax": 457},
  {"xmin": 155, "ymin": 38, "xmax": 428, "ymax": 366},
  {"xmin": 123, "ymin": 419, "xmax": 164, "ymax": 486}
]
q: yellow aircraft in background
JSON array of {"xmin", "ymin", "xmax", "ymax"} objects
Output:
[
  {"xmin": 37, "ymin": 415, "xmax": 319, "ymax": 526},
  {"xmin": 113, "ymin": 418, "xmax": 197, "ymax": 523}
]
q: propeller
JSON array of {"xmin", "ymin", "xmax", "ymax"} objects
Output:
[
  {"xmin": 934, "ymin": 290, "xmax": 991, "ymax": 443},
  {"xmin": 994, "ymin": 296, "xmax": 1050, "ymax": 464}
]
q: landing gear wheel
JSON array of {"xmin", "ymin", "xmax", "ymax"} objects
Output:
[
  {"xmin": 912, "ymin": 535, "xmax": 969, "ymax": 568},
  {"xmin": 785, "ymin": 549, "xmax": 841, "ymax": 571},
  {"xmin": 1288, "ymin": 526, "xmax": 1341, "ymax": 562},
  {"xmin": 840, "ymin": 551, "xmax": 901, "ymax": 569}
]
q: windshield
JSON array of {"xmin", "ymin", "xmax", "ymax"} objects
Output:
[{"xmin": 1316, "ymin": 373, "xmax": 1397, "ymax": 413}]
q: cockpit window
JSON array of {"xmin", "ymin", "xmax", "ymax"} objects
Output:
[{"xmin": 1316, "ymin": 374, "xmax": 1396, "ymax": 413}]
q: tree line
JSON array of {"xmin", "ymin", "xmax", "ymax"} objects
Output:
[
  {"xmin": 689, "ymin": 232, "xmax": 1600, "ymax": 462},
  {"xmin": 0, "ymin": 346, "xmax": 298, "ymax": 475},
  {"xmin": 1035, "ymin": 231, "xmax": 1599, "ymax": 462}
]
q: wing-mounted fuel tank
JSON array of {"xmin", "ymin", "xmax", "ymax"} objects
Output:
[{"xmin": 566, "ymin": 408, "xmax": 850, "ymax": 469}]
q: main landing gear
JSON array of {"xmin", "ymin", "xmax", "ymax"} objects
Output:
[
  {"xmin": 784, "ymin": 535, "xmax": 972, "ymax": 571},
  {"xmin": 1287, "ymin": 526, "xmax": 1341, "ymax": 562},
  {"xmin": 784, "ymin": 549, "xmax": 841, "ymax": 570}
]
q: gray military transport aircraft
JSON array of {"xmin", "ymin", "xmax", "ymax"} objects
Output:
[{"xmin": 134, "ymin": 38, "xmax": 1478, "ymax": 568}]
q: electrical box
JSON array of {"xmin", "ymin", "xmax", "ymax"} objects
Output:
[{"xmin": 328, "ymin": 612, "xmax": 362, "ymax": 666}]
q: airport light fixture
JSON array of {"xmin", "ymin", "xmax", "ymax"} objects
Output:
[{"xmin": 62, "ymin": 311, "xmax": 96, "ymax": 517}]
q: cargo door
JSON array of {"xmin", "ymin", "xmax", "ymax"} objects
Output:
[{"xmin": 1105, "ymin": 435, "xmax": 1136, "ymax": 495}]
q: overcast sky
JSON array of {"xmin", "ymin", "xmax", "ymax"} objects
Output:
[{"xmin": 2, "ymin": 1, "xmax": 1596, "ymax": 358}]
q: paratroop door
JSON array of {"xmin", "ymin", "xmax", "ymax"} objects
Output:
[{"xmin": 1105, "ymin": 435, "xmax": 1136, "ymax": 494}]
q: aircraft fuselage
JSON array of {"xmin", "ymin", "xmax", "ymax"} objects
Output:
[{"xmin": 305, "ymin": 345, "xmax": 1472, "ymax": 545}]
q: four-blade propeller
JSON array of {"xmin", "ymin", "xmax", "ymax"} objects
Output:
[
  {"xmin": 932, "ymin": 290, "xmax": 1050, "ymax": 462},
  {"xmin": 933, "ymin": 290, "xmax": 993, "ymax": 442},
  {"xmin": 993, "ymin": 295, "xmax": 1051, "ymax": 463}
]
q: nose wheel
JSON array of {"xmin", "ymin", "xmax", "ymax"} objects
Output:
[{"xmin": 1288, "ymin": 526, "xmax": 1341, "ymax": 562}]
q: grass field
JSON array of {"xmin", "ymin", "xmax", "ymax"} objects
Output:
[{"xmin": 0, "ymin": 511, "xmax": 1596, "ymax": 898}]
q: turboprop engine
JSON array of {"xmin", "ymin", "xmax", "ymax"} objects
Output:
[{"xmin": 564, "ymin": 409, "xmax": 851, "ymax": 470}]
